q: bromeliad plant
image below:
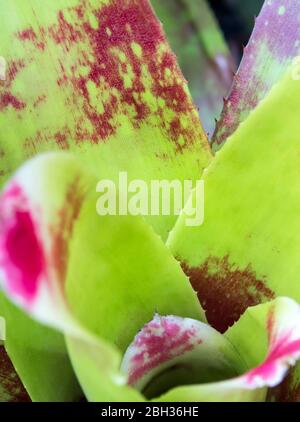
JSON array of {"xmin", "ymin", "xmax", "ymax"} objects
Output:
[{"xmin": 1, "ymin": 0, "xmax": 300, "ymax": 402}]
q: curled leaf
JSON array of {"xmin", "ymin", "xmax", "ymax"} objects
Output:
[
  {"xmin": 0, "ymin": 152, "xmax": 204, "ymax": 401},
  {"xmin": 156, "ymin": 299, "xmax": 300, "ymax": 402},
  {"xmin": 121, "ymin": 314, "xmax": 243, "ymax": 399}
]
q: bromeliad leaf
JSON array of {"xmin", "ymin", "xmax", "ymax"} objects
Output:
[
  {"xmin": 225, "ymin": 298, "xmax": 300, "ymax": 399},
  {"xmin": 0, "ymin": 294, "xmax": 83, "ymax": 402},
  {"xmin": 159, "ymin": 299, "xmax": 300, "ymax": 401},
  {"xmin": 0, "ymin": 151, "xmax": 204, "ymax": 339},
  {"xmin": 0, "ymin": 345, "xmax": 30, "ymax": 402},
  {"xmin": 0, "ymin": 153, "xmax": 92, "ymax": 329},
  {"xmin": 0, "ymin": 152, "xmax": 112, "ymax": 401},
  {"xmin": 213, "ymin": 0, "xmax": 300, "ymax": 150},
  {"xmin": 168, "ymin": 65, "xmax": 300, "ymax": 333},
  {"xmin": 0, "ymin": 152, "xmax": 205, "ymax": 401},
  {"xmin": 121, "ymin": 314, "xmax": 244, "ymax": 400},
  {"xmin": 152, "ymin": 0, "xmax": 234, "ymax": 137},
  {"xmin": 0, "ymin": 148, "xmax": 87, "ymax": 400},
  {"xmin": 0, "ymin": 0, "xmax": 212, "ymax": 239},
  {"xmin": 0, "ymin": 0, "xmax": 212, "ymax": 401},
  {"xmin": 2, "ymin": 153, "xmax": 300, "ymax": 402},
  {"xmin": 65, "ymin": 336, "xmax": 143, "ymax": 402},
  {"xmin": 121, "ymin": 298, "xmax": 300, "ymax": 402}
]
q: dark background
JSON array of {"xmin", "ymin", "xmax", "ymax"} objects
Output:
[{"xmin": 208, "ymin": 0, "xmax": 264, "ymax": 58}]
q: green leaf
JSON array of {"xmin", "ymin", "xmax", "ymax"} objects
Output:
[
  {"xmin": 168, "ymin": 65, "xmax": 300, "ymax": 333},
  {"xmin": 0, "ymin": 152, "xmax": 204, "ymax": 400},
  {"xmin": 213, "ymin": 0, "xmax": 300, "ymax": 150},
  {"xmin": 65, "ymin": 183, "xmax": 205, "ymax": 400},
  {"xmin": 156, "ymin": 298, "xmax": 300, "ymax": 402},
  {"xmin": 65, "ymin": 192, "xmax": 205, "ymax": 354},
  {"xmin": 0, "ymin": 1, "xmax": 212, "ymax": 400},
  {"xmin": 0, "ymin": 152, "xmax": 204, "ymax": 337},
  {"xmin": 0, "ymin": 152, "xmax": 121, "ymax": 401},
  {"xmin": 0, "ymin": 293, "xmax": 82, "ymax": 402},
  {"xmin": 152, "ymin": 0, "xmax": 234, "ymax": 137},
  {"xmin": 0, "ymin": 0, "xmax": 212, "ymax": 239},
  {"xmin": 0, "ymin": 152, "xmax": 84, "ymax": 401},
  {"xmin": 66, "ymin": 336, "xmax": 143, "ymax": 402}
]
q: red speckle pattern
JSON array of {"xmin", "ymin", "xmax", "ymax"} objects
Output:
[
  {"xmin": 17, "ymin": 28, "xmax": 45, "ymax": 51},
  {"xmin": 51, "ymin": 177, "xmax": 85, "ymax": 283},
  {"xmin": 2, "ymin": 0, "xmax": 203, "ymax": 152},
  {"xmin": 0, "ymin": 93, "xmax": 25, "ymax": 111},
  {"xmin": 127, "ymin": 315, "xmax": 202, "ymax": 385},
  {"xmin": 0, "ymin": 60, "xmax": 27, "ymax": 113},
  {"xmin": 0, "ymin": 184, "xmax": 46, "ymax": 306},
  {"xmin": 181, "ymin": 256, "xmax": 275, "ymax": 333},
  {"xmin": 33, "ymin": 94, "xmax": 47, "ymax": 109},
  {"xmin": 17, "ymin": 28, "xmax": 38, "ymax": 42}
]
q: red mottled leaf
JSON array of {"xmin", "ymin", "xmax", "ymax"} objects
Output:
[
  {"xmin": 168, "ymin": 66, "xmax": 300, "ymax": 334},
  {"xmin": 213, "ymin": 0, "xmax": 300, "ymax": 150},
  {"xmin": 0, "ymin": 346, "xmax": 30, "ymax": 402},
  {"xmin": 0, "ymin": 0, "xmax": 212, "ymax": 401},
  {"xmin": 0, "ymin": 0, "xmax": 211, "ymax": 240},
  {"xmin": 0, "ymin": 152, "xmax": 204, "ymax": 401},
  {"xmin": 121, "ymin": 314, "xmax": 243, "ymax": 399}
]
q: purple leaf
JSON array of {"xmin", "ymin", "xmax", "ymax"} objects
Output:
[{"xmin": 213, "ymin": 0, "xmax": 300, "ymax": 150}]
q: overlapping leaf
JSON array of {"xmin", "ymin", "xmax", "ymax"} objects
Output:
[
  {"xmin": 2, "ymin": 170, "xmax": 300, "ymax": 403},
  {"xmin": 121, "ymin": 314, "xmax": 244, "ymax": 399},
  {"xmin": 1, "ymin": 0, "xmax": 300, "ymax": 403},
  {"xmin": 168, "ymin": 65, "xmax": 300, "ymax": 333},
  {"xmin": 120, "ymin": 299, "xmax": 300, "ymax": 402},
  {"xmin": 0, "ymin": 152, "xmax": 204, "ymax": 401},
  {"xmin": 0, "ymin": 0, "xmax": 212, "ymax": 400},
  {"xmin": 0, "ymin": 294, "xmax": 83, "ymax": 402},
  {"xmin": 158, "ymin": 299, "xmax": 300, "ymax": 401},
  {"xmin": 0, "ymin": 0, "xmax": 212, "ymax": 239}
]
